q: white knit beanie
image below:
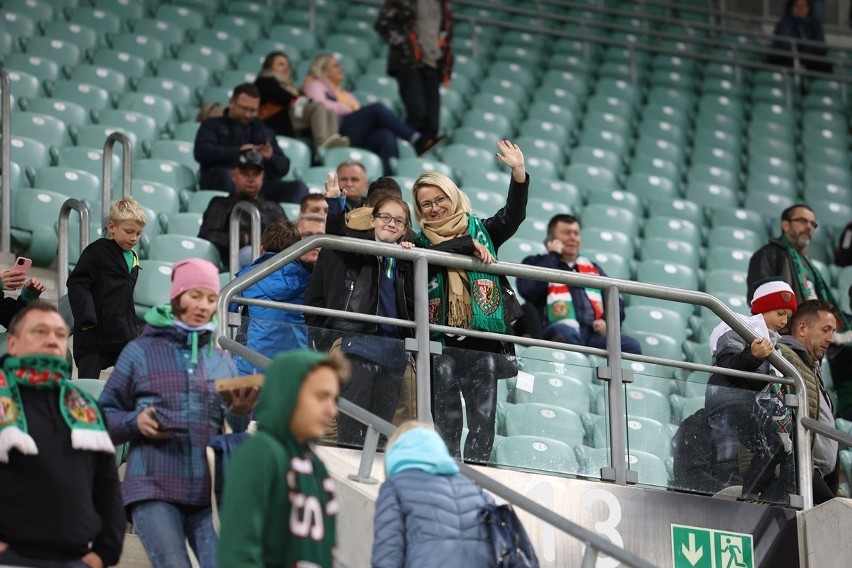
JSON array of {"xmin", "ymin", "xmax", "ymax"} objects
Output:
[{"xmin": 750, "ymin": 277, "xmax": 797, "ymax": 315}]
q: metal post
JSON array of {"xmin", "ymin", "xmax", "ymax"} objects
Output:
[
  {"xmin": 600, "ymin": 285, "xmax": 632, "ymax": 484},
  {"xmin": 228, "ymin": 202, "xmax": 261, "ymax": 277},
  {"xmin": 101, "ymin": 132, "xmax": 133, "ymax": 225},
  {"xmin": 57, "ymin": 199, "xmax": 90, "ymax": 297},
  {"xmin": 347, "ymin": 425, "xmax": 380, "ymax": 484},
  {"xmin": 1, "ymin": 70, "xmax": 11, "ymax": 253},
  {"xmin": 413, "ymin": 256, "xmax": 434, "ymax": 421}
]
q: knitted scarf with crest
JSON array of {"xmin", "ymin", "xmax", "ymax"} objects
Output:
[
  {"xmin": 0, "ymin": 354, "xmax": 113, "ymax": 462},
  {"xmin": 416, "ymin": 211, "xmax": 505, "ymax": 340},
  {"xmin": 783, "ymin": 235, "xmax": 851, "ymax": 331}
]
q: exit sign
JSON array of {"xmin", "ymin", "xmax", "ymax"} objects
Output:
[{"xmin": 672, "ymin": 524, "xmax": 754, "ymax": 568}]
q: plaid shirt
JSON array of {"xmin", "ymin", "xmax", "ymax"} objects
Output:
[{"xmin": 100, "ymin": 323, "xmax": 247, "ymax": 507}]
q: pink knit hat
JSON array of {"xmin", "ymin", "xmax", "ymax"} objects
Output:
[{"xmin": 170, "ymin": 258, "xmax": 221, "ymax": 300}]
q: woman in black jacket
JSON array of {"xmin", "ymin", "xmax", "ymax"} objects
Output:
[
  {"xmin": 412, "ymin": 140, "xmax": 528, "ymax": 462},
  {"xmin": 304, "ymin": 196, "xmax": 415, "ymax": 445}
]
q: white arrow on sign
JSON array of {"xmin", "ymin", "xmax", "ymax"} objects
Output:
[{"xmin": 682, "ymin": 533, "xmax": 704, "ymax": 566}]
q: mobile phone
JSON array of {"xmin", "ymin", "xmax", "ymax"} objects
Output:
[{"xmin": 11, "ymin": 257, "xmax": 32, "ymax": 277}]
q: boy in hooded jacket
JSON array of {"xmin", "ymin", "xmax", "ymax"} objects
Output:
[{"xmin": 217, "ymin": 350, "xmax": 347, "ymax": 568}]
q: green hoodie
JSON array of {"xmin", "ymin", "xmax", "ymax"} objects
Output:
[{"xmin": 217, "ymin": 350, "xmax": 338, "ymax": 568}]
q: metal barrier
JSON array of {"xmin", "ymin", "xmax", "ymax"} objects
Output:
[
  {"xmin": 228, "ymin": 202, "xmax": 261, "ymax": 278},
  {"xmin": 219, "ymin": 337, "xmax": 658, "ymax": 568},
  {"xmin": 57, "ymin": 199, "xmax": 90, "ymax": 297},
  {"xmin": 101, "ymin": 132, "xmax": 133, "ymax": 225},
  {"xmin": 216, "ymin": 235, "xmax": 835, "ymax": 510},
  {"xmin": 1, "ymin": 69, "xmax": 11, "ymax": 254}
]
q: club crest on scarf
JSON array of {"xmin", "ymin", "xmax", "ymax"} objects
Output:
[
  {"xmin": 428, "ymin": 298, "xmax": 442, "ymax": 324},
  {"xmin": 473, "ymin": 278, "xmax": 499, "ymax": 315},
  {"xmin": 65, "ymin": 389, "xmax": 99, "ymax": 424},
  {"xmin": 0, "ymin": 397, "xmax": 18, "ymax": 426}
]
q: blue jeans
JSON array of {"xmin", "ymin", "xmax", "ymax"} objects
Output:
[
  {"xmin": 543, "ymin": 321, "xmax": 643, "ymax": 355},
  {"xmin": 340, "ymin": 102, "xmax": 416, "ymax": 175},
  {"xmin": 131, "ymin": 501, "xmax": 217, "ymax": 568}
]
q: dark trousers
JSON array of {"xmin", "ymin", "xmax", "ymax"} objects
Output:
[
  {"xmin": 543, "ymin": 321, "xmax": 643, "ymax": 355},
  {"xmin": 337, "ymin": 356, "xmax": 405, "ymax": 446},
  {"xmin": 339, "ymin": 103, "xmax": 416, "ymax": 175},
  {"xmin": 75, "ymin": 351, "xmax": 120, "ymax": 379},
  {"xmin": 199, "ymin": 166, "xmax": 309, "ymax": 204},
  {"xmin": 394, "ymin": 66, "xmax": 441, "ymax": 140},
  {"xmin": 432, "ymin": 336, "xmax": 507, "ymax": 463},
  {"xmin": 0, "ymin": 548, "xmax": 87, "ymax": 567}
]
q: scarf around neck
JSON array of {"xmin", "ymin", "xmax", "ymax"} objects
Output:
[
  {"xmin": 259, "ymin": 69, "xmax": 300, "ymax": 98},
  {"xmin": 346, "ymin": 207, "xmax": 373, "ymax": 231},
  {"xmin": 417, "ymin": 211, "xmax": 505, "ymax": 338},
  {"xmin": 0, "ymin": 355, "xmax": 113, "ymax": 462},
  {"xmin": 546, "ymin": 257, "xmax": 603, "ymax": 328},
  {"xmin": 783, "ymin": 235, "xmax": 851, "ymax": 331}
]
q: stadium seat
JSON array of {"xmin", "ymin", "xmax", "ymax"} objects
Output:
[
  {"xmin": 498, "ymin": 239, "xmax": 546, "ymax": 265},
  {"xmin": 582, "ymin": 204, "xmax": 639, "ymax": 238},
  {"xmin": 4, "ymin": 0, "xmax": 54, "ymax": 24},
  {"xmin": 505, "ymin": 402, "xmax": 584, "ymax": 447},
  {"xmin": 11, "ymin": 189, "xmax": 66, "ymax": 266},
  {"xmin": 148, "ymin": 140, "xmax": 197, "ymax": 171},
  {"xmin": 437, "ymin": 144, "xmax": 499, "ymax": 177},
  {"xmin": 514, "ymin": 373, "xmax": 591, "ymax": 415},
  {"xmin": 20, "ymin": 36, "xmax": 82, "ymax": 69},
  {"xmin": 167, "ymin": 212, "xmax": 203, "ymax": 237},
  {"xmin": 703, "ymin": 269, "xmax": 748, "ymax": 296},
  {"xmin": 393, "ymin": 157, "xmax": 454, "ymax": 181},
  {"xmin": 131, "ymin": 179, "xmax": 180, "ymax": 218},
  {"xmin": 54, "ymin": 147, "xmax": 122, "ymax": 183},
  {"xmin": 646, "ymin": 199, "xmax": 705, "ymax": 232},
  {"xmin": 154, "ymin": 4, "xmax": 206, "ymax": 32},
  {"xmin": 133, "ymin": 159, "xmax": 196, "ymax": 193},
  {"xmin": 18, "ymin": 97, "xmax": 88, "ymax": 128},
  {"xmin": 108, "ymin": 32, "xmax": 166, "ymax": 62},
  {"xmin": 70, "ymin": 65, "xmax": 129, "ymax": 95},
  {"xmin": 639, "ymin": 237, "xmax": 699, "ymax": 269},
  {"xmin": 209, "ymin": 14, "xmax": 263, "ymax": 42},
  {"xmin": 581, "ymin": 228, "xmax": 634, "ymax": 260},
  {"xmin": 322, "ymin": 148, "xmax": 383, "ymax": 181},
  {"xmin": 32, "ymin": 166, "xmax": 101, "ymax": 205},
  {"xmin": 66, "ymin": 7, "xmax": 122, "ymax": 39},
  {"xmin": 146, "ymin": 234, "xmax": 221, "ymax": 266},
  {"xmin": 132, "ymin": 77, "xmax": 195, "ymax": 110},
  {"xmin": 116, "ymin": 92, "xmax": 177, "ymax": 126},
  {"xmin": 186, "ymin": 190, "xmax": 228, "ymax": 214},
  {"xmin": 133, "ymin": 260, "xmax": 174, "ymax": 318},
  {"xmin": 8, "ymin": 136, "xmax": 50, "ymax": 172},
  {"xmin": 153, "ymin": 60, "xmax": 212, "ymax": 91},
  {"xmin": 623, "ymin": 305, "xmax": 688, "ymax": 344},
  {"xmin": 706, "ymin": 227, "xmax": 762, "ymax": 252},
  {"xmin": 493, "ymin": 435, "xmax": 580, "ymax": 475},
  {"xmin": 44, "ymin": 80, "xmax": 111, "ymax": 112},
  {"xmin": 703, "ymin": 247, "xmax": 752, "ymax": 272}
]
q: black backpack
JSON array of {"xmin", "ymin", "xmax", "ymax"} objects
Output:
[{"xmin": 480, "ymin": 501, "xmax": 540, "ymax": 568}]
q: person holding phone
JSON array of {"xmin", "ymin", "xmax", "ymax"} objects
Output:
[
  {"xmin": 99, "ymin": 258, "xmax": 258, "ymax": 568},
  {"xmin": 0, "ymin": 259, "xmax": 46, "ymax": 328}
]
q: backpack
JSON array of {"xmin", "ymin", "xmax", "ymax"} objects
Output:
[{"xmin": 479, "ymin": 501, "xmax": 539, "ymax": 568}]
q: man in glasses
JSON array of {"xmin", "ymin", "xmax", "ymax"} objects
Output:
[{"xmin": 747, "ymin": 204, "xmax": 828, "ymax": 306}]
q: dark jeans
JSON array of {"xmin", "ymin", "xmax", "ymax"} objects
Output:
[
  {"xmin": 339, "ymin": 102, "xmax": 416, "ymax": 175},
  {"xmin": 75, "ymin": 351, "xmax": 120, "ymax": 379},
  {"xmin": 199, "ymin": 166, "xmax": 309, "ymax": 204},
  {"xmin": 0, "ymin": 549, "xmax": 87, "ymax": 568},
  {"xmin": 543, "ymin": 321, "xmax": 643, "ymax": 355},
  {"xmin": 394, "ymin": 66, "xmax": 441, "ymax": 140},
  {"xmin": 337, "ymin": 355, "xmax": 405, "ymax": 447},
  {"xmin": 432, "ymin": 335, "xmax": 506, "ymax": 463}
]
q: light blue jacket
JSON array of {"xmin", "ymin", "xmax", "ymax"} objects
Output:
[
  {"xmin": 232, "ymin": 253, "xmax": 312, "ymax": 375},
  {"xmin": 371, "ymin": 429, "xmax": 493, "ymax": 568}
]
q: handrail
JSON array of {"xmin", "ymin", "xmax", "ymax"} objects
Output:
[
  {"xmin": 218, "ymin": 335, "xmax": 658, "ymax": 568},
  {"xmin": 101, "ymin": 132, "xmax": 132, "ymax": 226},
  {"xmin": 228, "ymin": 201, "xmax": 261, "ymax": 278},
  {"xmin": 217, "ymin": 235, "xmax": 820, "ymax": 508},
  {"xmin": 1, "ymin": 69, "xmax": 11, "ymax": 253},
  {"xmin": 800, "ymin": 416, "xmax": 852, "ymax": 448},
  {"xmin": 57, "ymin": 199, "xmax": 90, "ymax": 297}
]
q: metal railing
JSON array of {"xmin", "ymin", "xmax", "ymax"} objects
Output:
[
  {"xmin": 101, "ymin": 132, "xmax": 133, "ymax": 226},
  {"xmin": 216, "ymin": 235, "xmax": 849, "ymax": 510},
  {"xmin": 1, "ymin": 69, "xmax": 11, "ymax": 254},
  {"xmin": 228, "ymin": 202, "xmax": 261, "ymax": 278},
  {"xmin": 219, "ymin": 337, "xmax": 658, "ymax": 568},
  {"xmin": 57, "ymin": 199, "xmax": 90, "ymax": 297}
]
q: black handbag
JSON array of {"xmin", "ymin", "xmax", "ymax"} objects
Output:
[{"xmin": 480, "ymin": 501, "xmax": 540, "ymax": 568}]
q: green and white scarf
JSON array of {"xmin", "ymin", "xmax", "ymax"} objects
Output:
[
  {"xmin": 0, "ymin": 355, "xmax": 113, "ymax": 462},
  {"xmin": 417, "ymin": 212, "xmax": 505, "ymax": 341},
  {"xmin": 783, "ymin": 235, "xmax": 851, "ymax": 331}
]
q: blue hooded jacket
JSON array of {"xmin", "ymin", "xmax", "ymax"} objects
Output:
[
  {"xmin": 232, "ymin": 252, "xmax": 312, "ymax": 375},
  {"xmin": 371, "ymin": 428, "xmax": 493, "ymax": 568}
]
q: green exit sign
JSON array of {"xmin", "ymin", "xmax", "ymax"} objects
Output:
[{"xmin": 672, "ymin": 524, "xmax": 754, "ymax": 568}]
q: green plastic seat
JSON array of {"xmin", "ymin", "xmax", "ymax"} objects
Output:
[
  {"xmin": 266, "ymin": 25, "xmax": 318, "ymax": 53},
  {"xmin": 89, "ymin": 49, "xmax": 147, "ymax": 82},
  {"xmin": 133, "ymin": 260, "xmax": 174, "ymax": 318},
  {"xmin": 698, "ymin": 293, "xmax": 750, "ymax": 321},
  {"xmin": 154, "ymin": 4, "xmax": 206, "ymax": 32},
  {"xmin": 323, "ymin": 34, "xmax": 374, "ymax": 62},
  {"xmin": 70, "ymin": 65, "xmax": 128, "ymax": 95},
  {"xmin": 274, "ymin": 136, "xmax": 311, "ymax": 181},
  {"xmin": 703, "ymin": 247, "xmax": 751, "ymax": 272},
  {"xmin": 623, "ymin": 305, "xmax": 688, "ymax": 344},
  {"xmin": 514, "ymin": 373, "xmax": 591, "ymax": 414},
  {"xmin": 175, "ymin": 44, "xmax": 230, "ymax": 74},
  {"xmin": 437, "ymin": 144, "xmax": 498, "ymax": 177},
  {"xmin": 458, "ymin": 109, "xmax": 513, "ymax": 139},
  {"xmin": 646, "ymin": 200, "xmax": 705, "ymax": 233},
  {"xmin": 146, "ymin": 234, "xmax": 221, "ymax": 266},
  {"xmin": 107, "ymin": 32, "xmax": 166, "ymax": 62},
  {"xmin": 632, "ymin": 330, "xmax": 684, "ymax": 361},
  {"xmin": 586, "ymin": 414, "xmax": 672, "ymax": 461},
  {"xmin": 4, "ymin": 53, "xmax": 61, "ymax": 85},
  {"xmin": 1, "ymin": 161, "xmax": 26, "ymax": 190},
  {"xmin": 583, "ymin": 110, "xmax": 632, "ymax": 143},
  {"xmin": 636, "ymin": 259, "xmax": 699, "ymax": 290},
  {"xmin": 44, "ymin": 80, "xmax": 110, "ymax": 112},
  {"xmin": 167, "ymin": 212, "xmax": 203, "ymax": 237},
  {"xmin": 639, "ymin": 237, "xmax": 699, "ymax": 269},
  {"xmin": 392, "ymin": 157, "xmax": 454, "ymax": 181},
  {"xmin": 117, "ymin": 92, "xmax": 177, "ymax": 126},
  {"xmin": 8, "ymin": 136, "xmax": 50, "ymax": 172},
  {"xmin": 132, "ymin": 77, "xmax": 194, "ymax": 111},
  {"xmin": 804, "ymin": 181, "xmax": 852, "ymax": 208},
  {"xmin": 563, "ymin": 164, "xmax": 619, "ymax": 194},
  {"xmin": 577, "ymin": 127, "xmax": 629, "ymax": 157},
  {"xmin": 504, "ymin": 403, "xmax": 585, "ymax": 446},
  {"xmin": 154, "ymin": 60, "xmax": 212, "ymax": 91},
  {"xmin": 95, "ymin": 0, "xmax": 146, "ymax": 22},
  {"xmin": 810, "ymin": 201, "xmax": 852, "ymax": 231},
  {"xmin": 624, "ymin": 171, "xmax": 677, "ymax": 201},
  {"xmin": 582, "ymin": 250, "xmax": 631, "ymax": 280},
  {"xmin": 196, "ymin": 30, "xmax": 246, "ymax": 58},
  {"xmin": 93, "ymin": 109, "xmax": 159, "ymax": 147},
  {"xmin": 186, "ymin": 190, "xmax": 228, "ymax": 214},
  {"xmin": 11, "ymin": 189, "xmax": 65, "ymax": 266},
  {"xmin": 582, "ymin": 204, "xmax": 639, "ymax": 238},
  {"xmin": 526, "ymin": 197, "xmax": 573, "ymax": 218},
  {"xmin": 632, "ymin": 137, "xmax": 686, "ymax": 173},
  {"xmin": 209, "ymin": 14, "xmax": 263, "ymax": 42},
  {"xmin": 66, "ymin": 8, "xmax": 122, "ymax": 39},
  {"xmin": 568, "ymin": 145, "xmax": 621, "ymax": 175},
  {"xmin": 580, "ymin": 228, "xmax": 633, "ymax": 260},
  {"xmin": 21, "ymin": 36, "xmax": 82, "ymax": 69},
  {"xmin": 54, "ymin": 147, "xmax": 121, "ymax": 181},
  {"xmin": 585, "ymin": 189, "xmax": 642, "ymax": 214},
  {"xmin": 19, "ymin": 97, "xmax": 88, "ymax": 128},
  {"xmin": 742, "ymin": 192, "xmax": 793, "ymax": 222},
  {"xmin": 127, "ymin": 19, "xmax": 184, "ymax": 51},
  {"xmin": 321, "ymin": 147, "xmax": 383, "ymax": 181},
  {"xmin": 32, "ymin": 166, "xmax": 101, "ymax": 204},
  {"xmin": 683, "ymin": 181, "xmax": 739, "ymax": 211},
  {"xmin": 4, "ymin": 0, "xmax": 54, "ymax": 22},
  {"xmin": 703, "ymin": 269, "xmax": 748, "ymax": 296},
  {"xmin": 670, "ymin": 394, "xmax": 706, "ymax": 423},
  {"xmin": 134, "ymin": 159, "xmax": 196, "ymax": 193},
  {"xmin": 131, "ymin": 179, "xmax": 180, "ymax": 218},
  {"xmin": 494, "ymin": 435, "xmax": 580, "ymax": 475},
  {"xmin": 74, "ymin": 124, "xmax": 138, "ymax": 150},
  {"xmin": 517, "ymin": 119, "xmax": 571, "ymax": 147},
  {"xmin": 498, "ymin": 239, "xmax": 546, "ymax": 265},
  {"xmin": 707, "ymin": 227, "xmax": 762, "ymax": 252},
  {"xmin": 526, "ymin": 102, "xmax": 579, "ymax": 134},
  {"xmin": 744, "ymin": 170, "xmax": 797, "ymax": 199},
  {"xmin": 598, "ymin": 385, "xmax": 673, "ymax": 423},
  {"xmin": 12, "ymin": 112, "xmax": 72, "ymax": 147},
  {"xmin": 171, "ymin": 121, "xmax": 201, "ymax": 143}
]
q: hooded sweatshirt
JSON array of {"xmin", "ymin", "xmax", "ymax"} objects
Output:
[
  {"xmin": 217, "ymin": 350, "xmax": 338, "ymax": 568},
  {"xmin": 99, "ymin": 305, "xmax": 246, "ymax": 507},
  {"xmin": 371, "ymin": 428, "xmax": 493, "ymax": 568}
]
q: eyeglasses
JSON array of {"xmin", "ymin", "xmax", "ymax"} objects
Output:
[
  {"xmin": 418, "ymin": 195, "xmax": 449, "ymax": 210},
  {"xmin": 788, "ymin": 217, "xmax": 819, "ymax": 230},
  {"xmin": 234, "ymin": 102, "xmax": 259, "ymax": 114},
  {"xmin": 374, "ymin": 212, "xmax": 407, "ymax": 227}
]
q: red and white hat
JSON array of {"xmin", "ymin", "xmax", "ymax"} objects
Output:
[{"xmin": 750, "ymin": 277, "xmax": 797, "ymax": 315}]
